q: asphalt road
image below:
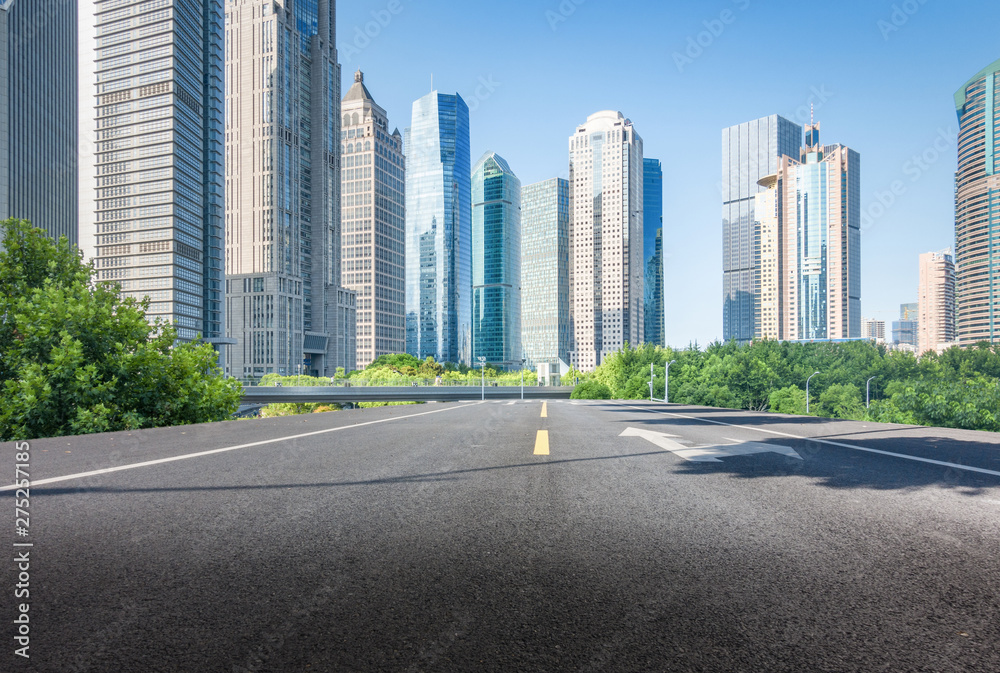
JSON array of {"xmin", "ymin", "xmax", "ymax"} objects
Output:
[{"xmin": 5, "ymin": 400, "xmax": 1000, "ymax": 672}]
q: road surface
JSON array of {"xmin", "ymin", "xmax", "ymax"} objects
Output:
[{"xmin": 5, "ymin": 400, "xmax": 1000, "ymax": 672}]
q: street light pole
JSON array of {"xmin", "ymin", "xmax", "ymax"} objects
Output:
[
  {"xmin": 806, "ymin": 371, "xmax": 820, "ymax": 414},
  {"xmin": 521, "ymin": 358, "xmax": 526, "ymax": 400},
  {"xmin": 649, "ymin": 363, "xmax": 655, "ymax": 401},
  {"xmin": 478, "ymin": 356, "xmax": 486, "ymax": 401},
  {"xmin": 665, "ymin": 360, "xmax": 677, "ymax": 404},
  {"xmin": 866, "ymin": 376, "xmax": 877, "ymax": 409}
]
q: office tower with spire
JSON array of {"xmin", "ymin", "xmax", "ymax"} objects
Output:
[
  {"xmin": 643, "ymin": 158, "xmax": 664, "ymax": 347},
  {"xmin": 78, "ymin": 0, "xmax": 227, "ymax": 353},
  {"xmin": 918, "ymin": 250, "xmax": 956, "ymax": 355},
  {"xmin": 569, "ymin": 110, "xmax": 643, "ymax": 372},
  {"xmin": 223, "ymin": 0, "xmax": 354, "ymax": 378},
  {"xmin": 954, "ymin": 59, "xmax": 1000, "ymax": 345},
  {"xmin": 722, "ymin": 115, "xmax": 802, "ymax": 342},
  {"xmin": 1, "ymin": 0, "xmax": 77, "ymax": 244},
  {"xmin": 471, "ymin": 151, "xmax": 521, "ymax": 368},
  {"xmin": 892, "ymin": 303, "xmax": 918, "ymax": 347},
  {"xmin": 404, "ymin": 91, "xmax": 472, "ymax": 365},
  {"xmin": 341, "ymin": 70, "xmax": 405, "ymax": 368},
  {"xmin": 521, "ymin": 177, "xmax": 573, "ymax": 370}
]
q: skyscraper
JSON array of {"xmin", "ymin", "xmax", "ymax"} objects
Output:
[
  {"xmin": 404, "ymin": 91, "xmax": 472, "ymax": 365},
  {"xmin": 918, "ymin": 250, "xmax": 956, "ymax": 355},
  {"xmin": 643, "ymin": 158, "xmax": 664, "ymax": 347},
  {"xmin": 79, "ymin": 0, "xmax": 228, "ymax": 352},
  {"xmin": 753, "ymin": 123, "xmax": 861, "ymax": 341},
  {"xmin": 722, "ymin": 115, "xmax": 802, "ymax": 342},
  {"xmin": 224, "ymin": 0, "xmax": 354, "ymax": 378},
  {"xmin": 341, "ymin": 70, "xmax": 405, "ymax": 368},
  {"xmin": 1, "ymin": 0, "xmax": 77, "ymax": 243},
  {"xmin": 892, "ymin": 302, "xmax": 918, "ymax": 348},
  {"xmin": 862, "ymin": 318, "xmax": 886, "ymax": 343},
  {"xmin": 521, "ymin": 177, "xmax": 572, "ymax": 370},
  {"xmin": 954, "ymin": 59, "xmax": 1000, "ymax": 345},
  {"xmin": 569, "ymin": 110, "xmax": 643, "ymax": 372},
  {"xmin": 471, "ymin": 152, "xmax": 520, "ymax": 368}
]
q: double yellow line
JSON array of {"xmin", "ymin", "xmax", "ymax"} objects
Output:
[{"xmin": 534, "ymin": 402, "xmax": 549, "ymax": 455}]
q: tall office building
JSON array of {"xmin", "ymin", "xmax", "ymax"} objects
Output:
[
  {"xmin": 79, "ymin": 0, "xmax": 228, "ymax": 353},
  {"xmin": 341, "ymin": 70, "xmax": 404, "ymax": 368},
  {"xmin": 224, "ymin": 0, "xmax": 353, "ymax": 378},
  {"xmin": 753, "ymin": 123, "xmax": 861, "ymax": 340},
  {"xmin": 862, "ymin": 318, "xmax": 885, "ymax": 343},
  {"xmin": 1, "ymin": 0, "xmax": 77, "ymax": 243},
  {"xmin": 521, "ymin": 177, "xmax": 572, "ymax": 370},
  {"xmin": 404, "ymin": 91, "xmax": 472, "ymax": 365},
  {"xmin": 900, "ymin": 302, "xmax": 918, "ymax": 322},
  {"xmin": 643, "ymin": 158, "xmax": 664, "ymax": 346},
  {"xmin": 471, "ymin": 152, "xmax": 520, "ymax": 368},
  {"xmin": 892, "ymin": 302, "xmax": 918, "ymax": 347},
  {"xmin": 955, "ymin": 59, "xmax": 1000, "ymax": 345},
  {"xmin": 918, "ymin": 250, "xmax": 956, "ymax": 355},
  {"xmin": 722, "ymin": 115, "xmax": 802, "ymax": 342},
  {"xmin": 569, "ymin": 110, "xmax": 643, "ymax": 372}
]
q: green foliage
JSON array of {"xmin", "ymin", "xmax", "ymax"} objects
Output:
[
  {"xmin": 769, "ymin": 386, "xmax": 807, "ymax": 415},
  {"xmin": 571, "ymin": 381, "xmax": 612, "ymax": 399},
  {"xmin": 0, "ymin": 219, "xmax": 242, "ymax": 440},
  {"xmin": 818, "ymin": 383, "xmax": 865, "ymax": 420}
]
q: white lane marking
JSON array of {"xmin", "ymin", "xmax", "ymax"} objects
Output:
[
  {"xmin": 620, "ymin": 428, "xmax": 801, "ymax": 463},
  {"xmin": 506, "ymin": 401, "xmax": 516, "ymax": 405},
  {"xmin": 620, "ymin": 404, "xmax": 1000, "ymax": 478},
  {"xmin": 1, "ymin": 402, "xmax": 486, "ymax": 492}
]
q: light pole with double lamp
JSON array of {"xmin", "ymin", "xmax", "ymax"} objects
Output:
[
  {"xmin": 478, "ymin": 356, "xmax": 487, "ymax": 401},
  {"xmin": 806, "ymin": 371, "xmax": 820, "ymax": 414},
  {"xmin": 520, "ymin": 358, "xmax": 527, "ymax": 400}
]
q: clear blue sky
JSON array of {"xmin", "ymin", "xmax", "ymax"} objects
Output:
[{"xmin": 336, "ymin": 0, "xmax": 1000, "ymax": 347}]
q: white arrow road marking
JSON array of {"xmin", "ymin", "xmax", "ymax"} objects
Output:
[{"xmin": 620, "ymin": 428, "xmax": 802, "ymax": 463}]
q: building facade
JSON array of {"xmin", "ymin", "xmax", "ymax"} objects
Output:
[
  {"xmin": 224, "ymin": 0, "xmax": 354, "ymax": 378},
  {"xmin": 1, "ymin": 0, "xmax": 77, "ymax": 243},
  {"xmin": 954, "ymin": 59, "xmax": 1000, "ymax": 345},
  {"xmin": 643, "ymin": 158, "xmax": 664, "ymax": 347},
  {"xmin": 892, "ymin": 303, "xmax": 918, "ymax": 347},
  {"xmin": 862, "ymin": 318, "xmax": 886, "ymax": 343},
  {"xmin": 521, "ymin": 177, "xmax": 572, "ymax": 370},
  {"xmin": 918, "ymin": 250, "xmax": 957, "ymax": 355},
  {"xmin": 472, "ymin": 152, "xmax": 520, "ymax": 368},
  {"xmin": 404, "ymin": 91, "xmax": 472, "ymax": 365},
  {"xmin": 79, "ymin": 0, "xmax": 228, "ymax": 352},
  {"xmin": 569, "ymin": 110, "xmax": 643, "ymax": 371},
  {"xmin": 722, "ymin": 114, "xmax": 802, "ymax": 342},
  {"xmin": 340, "ymin": 70, "xmax": 404, "ymax": 368}
]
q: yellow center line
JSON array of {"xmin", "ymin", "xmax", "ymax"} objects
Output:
[
  {"xmin": 533, "ymin": 430, "xmax": 550, "ymax": 456},
  {"xmin": 541, "ymin": 401, "xmax": 547, "ymax": 418}
]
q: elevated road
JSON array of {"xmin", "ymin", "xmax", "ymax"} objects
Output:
[
  {"xmin": 241, "ymin": 384, "xmax": 574, "ymax": 404},
  {"xmin": 6, "ymin": 401, "xmax": 1000, "ymax": 671}
]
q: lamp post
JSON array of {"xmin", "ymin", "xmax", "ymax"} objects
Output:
[
  {"xmin": 649, "ymin": 363, "xmax": 656, "ymax": 401},
  {"xmin": 478, "ymin": 356, "xmax": 486, "ymax": 401},
  {"xmin": 806, "ymin": 371, "xmax": 820, "ymax": 414},
  {"xmin": 665, "ymin": 360, "xmax": 677, "ymax": 404},
  {"xmin": 866, "ymin": 376, "xmax": 877, "ymax": 409},
  {"xmin": 520, "ymin": 358, "xmax": 527, "ymax": 400}
]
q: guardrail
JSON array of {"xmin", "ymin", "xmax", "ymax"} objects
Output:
[{"xmin": 241, "ymin": 385, "xmax": 574, "ymax": 404}]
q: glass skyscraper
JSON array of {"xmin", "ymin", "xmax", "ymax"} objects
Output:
[
  {"xmin": 722, "ymin": 115, "xmax": 801, "ymax": 342},
  {"xmin": 79, "ymin": 0, "xmax": 227, "ymax": 353},
  {"xmin": 643, "ymin": 158, "xmax": 664, "ymax": 346},
  {"xmin": 954, "ymin": 58, "xmax": 1000, "ymax": 345},
  {"xmin": 472, "ymin": 151, "xmax": 520, "ymax": 368},
  {"xmin": 1, "ymin": 0, "xmax": 77, "ymax": 244},
  {"xmin": 404, "ymin": 91, "xmax": 472, "ymax": 365},
  {"xmin": 521, "ymin": 178, "xmax": 572, "ymax": 369}
]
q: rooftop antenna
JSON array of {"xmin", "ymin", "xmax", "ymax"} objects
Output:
[
  {"xmin": 810, "ymin": 103, "xmax": 814, "ymax": 126},
  {"xmin": 431, "ymin": 73, "xmax": 434, "ymax": 92}
]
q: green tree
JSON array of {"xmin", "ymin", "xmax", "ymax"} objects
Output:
[
  {"xmin": 817, "ymin": 383, "xmax": 865, "ymax": 420},
  {"xmin": 571, "ymin": 381, "xmax": 612, "ymax": 399},
  {"xmin": 0, "ymin": 219, "xmax": 241, "ymax": 440},
  {"xmin": 769, "ymin": 386, "xmax": 806, "ymax": 415}
]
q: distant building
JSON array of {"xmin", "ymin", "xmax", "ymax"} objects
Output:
[
  {"xmin": 900, "ymin": 302, "xmax": 918, "ymax": 322},
  {"xmin": 892, "ymin": 303, "xmax": 918, "ymax": 347},
  {"xmin": 404, "ymin": 91, "xmax": 472, "ymax": 365},
  {"xmin": 862, "ymin": 318, "xmax": 886, "ymax": 343},
  {"xmin": 1, "ymin": 0, "xmax": 77, "ymax": 244},
  {"xmin": 521, "ymin": 177, "xmax": 573, "ymax": 371},
  {"xmin": 722, "ymin": 114, "xmax": 802, "ymax": 342},
  {"xmin": 955, "ymin": 59, "xmax": 1000, "ymax": 345},
  {"xmin": 341, "ymin": 71, "xmax": 405, "ymax": 368},
  {"xmin": 569, "ymin": 110, "xmax": 643, "ymax": 371},
  {"xmin": 471, "ymin": 152, "xmax": 520, "ymax": 369},
  {"xmin": 643, "ymin": 158, "xmax": 664, "ymax": 346},
  {"xmin": 918, "ymin": 250, "xmax": 957, "ymax": 355}
]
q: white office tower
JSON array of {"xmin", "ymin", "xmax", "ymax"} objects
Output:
[{"xmin": 568, "ymin": 110, "xmax": 643, "ymax": 372}]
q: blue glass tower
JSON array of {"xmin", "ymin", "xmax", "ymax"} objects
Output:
[
  {"xmin": 472, "ymin": 152, "xmax": 521, "ymax": 368},
  {"xmin": 643, "ymin": 158, "xmax": 664, "ymax": 346},
  {"xmin": 404, "ymin": 91, "xmax": 472, "ymax": 365}
]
